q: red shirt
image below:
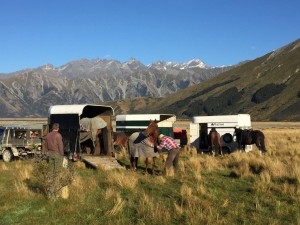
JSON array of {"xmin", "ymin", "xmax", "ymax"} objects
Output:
[{"xmin": 157, "ymin": 136, "xmax": 180, "ymax": 151}]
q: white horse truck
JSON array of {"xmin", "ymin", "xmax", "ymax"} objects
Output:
[
  {"xmin": 190, "ymin": 114, "xmax": 252, "ymax": 154},
  {"xmin": 115, "ymin": 114, "xmax": 176, "ymax": 137}
]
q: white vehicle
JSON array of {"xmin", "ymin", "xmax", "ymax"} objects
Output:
[{"xmin": 190, "ymin": 114, "xmax": 252, "ymax": 154}]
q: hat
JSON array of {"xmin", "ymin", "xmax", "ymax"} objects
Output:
[{"xmin": 159, "ymin": 134, "xmax": 165, "ymax": 139}]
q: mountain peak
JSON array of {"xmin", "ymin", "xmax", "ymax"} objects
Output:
[
  {"xmin": 148, "ymin": 59, "xmax": 211, "ymax": 70},
  {"xmin": 183, "ymin": 59, "xmax": 210, "ymax": 69}
]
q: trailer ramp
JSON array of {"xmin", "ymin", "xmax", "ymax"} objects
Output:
[{"xmin": 81, "ymin": 156, "xmax": 125, "ymax": 170}]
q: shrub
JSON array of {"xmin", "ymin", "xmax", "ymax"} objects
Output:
[{"xmin": 32, "ymin": 156, "xmax": 75, "ymax": 199}]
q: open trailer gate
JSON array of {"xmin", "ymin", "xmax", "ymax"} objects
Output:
[{"xmin": 48, "ymin": 104, "xmax": 123, "ymax": 169}]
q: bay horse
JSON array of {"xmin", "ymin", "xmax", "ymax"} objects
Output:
[
  {"xmin": 208, "ymin": 128, "xmax": 222, "ymax": 156},
  {"xmin": 127, "ymin": 120, "xmax": 159, "ymax": 174},
  {"xmin": 234, "ymin": 127, "xmax": 267, "ymax": 154},
  {"xmin": 113, "ymin": 131, "xmax": 131, "ymax": 151}
]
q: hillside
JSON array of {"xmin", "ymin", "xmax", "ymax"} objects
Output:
[{"xmin": 108, "ymin": 39, "xmax": 300, "ymax": 121}]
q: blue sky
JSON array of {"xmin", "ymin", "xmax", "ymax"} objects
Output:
[{"xmin": 0, "ymin": 0, "xmax": 300, "ymax": 73}]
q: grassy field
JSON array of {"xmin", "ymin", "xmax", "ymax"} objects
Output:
[{"xmin": 0, "ymin": 126, "xmax": 299, "ymax": 225}]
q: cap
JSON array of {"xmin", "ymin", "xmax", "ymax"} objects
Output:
[{"xmin": 159, "ymin": 134, "xmax": 165, "ymax": 139}]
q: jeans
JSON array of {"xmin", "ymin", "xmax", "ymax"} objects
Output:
[{"xmin": 164, "ymin": 147, "xmax": 180, "ymax": 175}]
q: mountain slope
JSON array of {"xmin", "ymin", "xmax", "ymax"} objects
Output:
[{"xmin": 109, "ymin": 38, "xmax": 300, "ymax": 121}]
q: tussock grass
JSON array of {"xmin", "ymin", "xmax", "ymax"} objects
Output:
[
  {"xmin": 106, "ymin": 170, "xmax": 138, "ymax": 189},
  {"xmin": 0, "ymin": 126, "xmax": 299, "ymax": 224}
]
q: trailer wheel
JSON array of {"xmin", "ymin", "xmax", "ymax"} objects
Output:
[
  {"xmin": 223, "ymin": 133, "xmax": 233, "ymax": 143},
  {"xmin": 2, "ymin": 149, "xmax": 13, "ymax": 162},
  {"xmin": 222, "ymin": 146, "xmax": 231, "ymax": 155}
]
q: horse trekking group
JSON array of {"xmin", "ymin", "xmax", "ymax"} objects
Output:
[{"xmin": 112, "ymin": 119, "xmax": 267, "ymax": 175}]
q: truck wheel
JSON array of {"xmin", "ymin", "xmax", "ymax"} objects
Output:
[
  {"xmin": 2, "ymin": 149, "xmax": 13, "ymax": 162},
  {"xmin": 223, "ymin": 133, "xmax": 233, "ymax": 143},
  {"xmin": 222, "ymin": 146, "xmax": 231, "ymax": 155}
]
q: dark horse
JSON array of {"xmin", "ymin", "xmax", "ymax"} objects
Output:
[
  {"xmin": 127, "ymin": 120, "xmax": 159, "ymax": 174},
  {"xmin": 208, "ymin": 128, "xmax": 222, "ymax": 156},
  {"xmin": 234, "ymin": 127, "xmax": 267, "ymax": 154}
]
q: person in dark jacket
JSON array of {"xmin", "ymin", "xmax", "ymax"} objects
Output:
[{"xmin": 45, "ymin": 123, "xmax": 64, "ymax": 167}]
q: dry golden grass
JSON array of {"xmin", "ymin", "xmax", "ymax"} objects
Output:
[
  {"xmin": 0, "ymin": 124, "xmax": 299, "ymax": 225},
  {"xmin": 137, "ymin": 192, "xmax": 171, "ymax": 224},
  {"xmin": 221, "ymin": 128, "xmax": 300, "ymax": 199},
  {"xmin": 263, "ymin": 128, "xmax": 300, "ymax": 157},
  {"xmin": 176, "ymin": 126, "xmax": 300, "ymax": 206},
  {"xmin": 0, "ymin": 163, "xmax": 8, "ymax": 171},
  {"xmin": 70, "ymin": 173, "xmax": 99, "ymax": 203},
  {"xmin": 12, "ymin": 162, "xmax": 35, "ymax": 197},
  {"xmin": 105, "ymin": 194, "xmax": 125, "ymax": 216},
  {"xmin": 106, "ymin": 170, "xmax": 138, "ymax": 189}
]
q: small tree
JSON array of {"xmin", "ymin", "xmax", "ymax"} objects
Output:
[{"xmin": 33, "ymin": 155, "xmax": 75, "ymax": 199}]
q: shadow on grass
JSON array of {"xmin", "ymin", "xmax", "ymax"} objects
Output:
[{"xmin": 24, "ymin": 178, "xmax": 46, "ymax": 196}]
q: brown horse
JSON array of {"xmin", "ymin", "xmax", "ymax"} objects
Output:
[
  {"xmin": 234, "ymin": 127, "xmax": 267, "ymax": 154},
  {"xmin": 127, "ymin": 120, "xmax": 159, "ymax": 174},
  {"xmin": 113, "ymin": 131, "xmax": 131, "ymax": 151},
  {"xmin": 208, "ymin": 128, "xmax": 222, "ymax": 156}
]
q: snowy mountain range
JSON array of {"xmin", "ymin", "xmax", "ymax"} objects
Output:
[{"xmin": 0, "ymin": 58, "xmax": 233, "ymax": 117}]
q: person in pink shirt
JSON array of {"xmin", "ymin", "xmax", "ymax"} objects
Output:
[{"xmin": 157, "ymin": 134, "xmax": 180, "ymax": 175}]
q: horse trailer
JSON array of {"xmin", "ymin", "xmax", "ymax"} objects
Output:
[
  {"xmin": 190, "ymin": 114, "xmax": 252, "ymax": 154},
  {"xmin": 116, "ymin": 114, "xmax": 176, "ymax": 138},
  {"xmin": 48, "ymin": 104, "xmax": 114, "ymax": 160}
]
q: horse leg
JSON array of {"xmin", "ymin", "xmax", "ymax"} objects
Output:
[
  {"xmin": 255, "ymin": 138, "xmax": 264, "ymax": 154},
  {"xmin": 261, "ymin": 139, "xmax": 267, "ymax": 154},
  {"xmin": 130, "ymin": 156, "xmax": 135, "ymax": 171},
  {"xmin": 218, "ymin": 144, "xmax": 223, "ymax": 156},
  {"xmin": 130, "ymin": 156, "xmax": 138, "ymax": 171},
  {"xmin": 217, "ymin": 136, "xmax": 223, "ymax": 156},
  {"xmin": 242, "ymin": 144, "xmax": 246, "ymax": 152},
  {"xmin": 144, "ymin": 157, "xmax": 149, "ymax": 174},
  {"xmin": 152, "ymin": 157, "xmax": 157, "ymax": 175},
  {"xmin": 211, "ymin": 142, "xmax": 215, "ymax": 156},
  {"xmin": 134, "ymin": 157, "xmax": 138, "ymax": 171}
]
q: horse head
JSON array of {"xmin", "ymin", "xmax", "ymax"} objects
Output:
[
  {"xmin": 234, "ymin": 127, "xmax": 242, "ymax": 135},
  {"xmin": 145, "ymin": 119, "xmax": 159, "ymax": 145}
]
